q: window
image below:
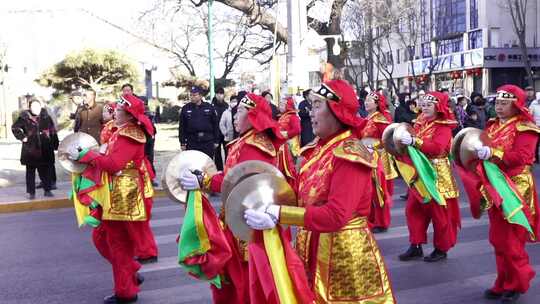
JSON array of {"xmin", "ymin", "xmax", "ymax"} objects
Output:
[
  {"xmin": 396, "ymin": 49, "xmax": 401, "ymax": 64},
  {"xmin": 469, "ymin": 29, "xmax": 482, "ymax": 49},
  {"xmin": 420, "ymin": 0, "xmax": 430, "ymax": 42},
  {"xmin": 470, "ymin": 0, "xmax": 479, "ymax": 29},
  {"xmin": 438, "ymin": 36, "xmax": 463, "ymax": 55},
  {"xmin": 422, "ymin": 42, "xmax": 432, "ymax": 58},
  {"xmin": 433, "ymin": 0, "xmax": 466, "ymax": 38}
]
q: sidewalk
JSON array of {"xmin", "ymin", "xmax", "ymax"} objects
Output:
[{"xmin": 0, "ymin": 123, "xmax": 181, "ymax": 213}]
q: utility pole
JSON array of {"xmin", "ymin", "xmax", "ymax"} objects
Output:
[
  {"xmin": 286, "ymin": 0, "xmax": 309, "ymax": 95},
  {"xmin": 207, "ymin": 0, "xmax": 215, "ymax": 100}
]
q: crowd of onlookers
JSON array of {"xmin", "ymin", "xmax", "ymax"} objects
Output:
[{"xmin": 10, "ymin": 82, "xmax": 540, "ymax": 200}]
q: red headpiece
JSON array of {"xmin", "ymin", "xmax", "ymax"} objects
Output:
[
  {"xmin": 313, "ymin": 79, "xmax": 366, "ymax": 130},
  {"xmin": 423, "ymin": 91, "xmax": 456, "ymax": 122},
  {"xmin": 104, "ymin": 102, "xmax": 117, "ymax": 114},
  {"xmin": 240, "ymin": 93, "xmax": 283, "ymax": 139},
  {"xmin": 118, "ymin": 94, "xmax": 155, "ymax": 136},
  {"xmin": 284, "ymin": 97, "xmax": 296, "ymax": 112},
  {"xmin": 367, "ymin": 92, "xmax": 392, "ymax": 121},
  {"xmin": 495, "ymin": 84, "xmax": 533, "ymax": 122}
]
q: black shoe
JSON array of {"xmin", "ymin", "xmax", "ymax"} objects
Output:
[
  {"xmin": 44, "ymin": 191, "xmax": 54, "ymax": 197},
  {"xmin": 423, "ymin": 248, "xmax": 447, "ymax": 262},
  {"xmin": 137, "ymin": 256, "xmax": 158, "ymax": 264},
  {"xmin": 371, "ymin": 227, "xmax": 388, "ymax": 233},
  {"xmin": 50, "ymin": 183, "xmax": 58, "ymax": 190},
  {"xmin": 28, "ymin": 193, "xmax": 36, "ymax": 200},
  {"xmin": 136, "ymin": 273, "xmax": 144, "ymax": 285},
  {"xmin": 36, "ymin": 183, "xmax": 43, "ymax": 189},
  {"xmin": 103, "ymin": 294, "xmax": 138, "ymax": 304},
  {"xmin": 483, "ymin": 289, "xmax": 503, "ymax": 300},
  {"xmin": 501, "ymin": 291, "xmax": 521, "ymax": 303},
  {"xmin": 151, "ymin": 181, "xmax": 159, "ymax": 187},
  {"xmin": 399, "ymin": 245, "xmax": 423, "ymax": 261},
  {"xmin": 400, "ymin": 193, "xmax": 408, "ymax": 200}
]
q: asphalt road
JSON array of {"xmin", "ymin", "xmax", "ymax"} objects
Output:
[{"xmin": 1, "ymin": 175, "xmax": 540, "ymax": 304}]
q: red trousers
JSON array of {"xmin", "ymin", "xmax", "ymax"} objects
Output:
[
  {"xmin": 369, "ymin": 181, "xmax": 394, "ymax": 229},
  {"xmin": 132, "ymin": 201, "xmax": 158, "ymax": 258},
  {"xmin": 92, "ymin": 221, "xmax": 144, "ymax": 298},
  {"xmin": 405, "ymin": 193, "xmax": 460, "ymax": 252},
  {"xmin": 488, "ymin": 208, "xmax": 535, "ymax": 293}
]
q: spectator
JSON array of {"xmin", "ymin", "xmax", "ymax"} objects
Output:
[
  {"xmin": 525, "ymin": 86, "xmax": 536, "ymax": 107},
  {"xmin": 212, "ymin": 87, "xmax": 229, "ymax": 171},
  {"xmin": 179, "ymin": 86, "xmax": 220, "ymax": 158},
  {"xmin": 467, "ymin": 92, "xmax": 488, "ymax": 129},
  {"xmin": 74, "ymin": 89, "xmax": 104, "ymax": 144},
  {"xmin": 298, "ymin": 89, "xmax": 315, "ymax": 146},
  {"xmin": 394, "ymin": 93, "xmax": 416, "ymax": 124},
  {"xmin": 219, "ymin": 95, "xmax": 236, "ymax": 158},
  {"xmin": 11, "ymin": 98, "xmax": 58, "ymax": 199},
  {"xmin": 261, "ymin": 91, "xmax": 280, "ymax": 120},
  {"xmin": 231, "ymin": 91, "xmax": 247, "ymax": 139},
  {"xmin": 357, "ymin": 88, "xmax": 369, "ymax": 118},
  {"xmin": 529, "ymin": 94, "xmax": 540, "ymax": 162}
]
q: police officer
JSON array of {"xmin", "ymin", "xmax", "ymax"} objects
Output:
[{"xmin": 179, "ymin": 86, "xmax": 220, "ymax": 158}]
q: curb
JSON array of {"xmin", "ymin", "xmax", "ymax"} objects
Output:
[{"xmin": 0, "ymin": 190, "xmax": 168, "ymax": 214}]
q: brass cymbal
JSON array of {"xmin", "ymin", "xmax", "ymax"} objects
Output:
[
  {"xmin": 57, "ymin": 132, "xmax": 99, "ymax": 173},
  {"xmin": 392, "ymin": 122, "xmax": 414, "ymax": 155},
  {"xmin": 451, "ymin": 127, "xmax": 473, "ymax": 168},
  {"xmin": 221, "ymin": 160, "xmax": 284, "ymax": 206},
  {"xmin": 453, "ymin": 128, "xmax": 490, "ymax": 171},
  {"xmin": 382, "ymin": 123, "xmax": 400, "ymax": 156},
  {"xmin": 225, "ymin": 173, "xmax": 296, "ymax": 242},
  {"xmin": 162, "ymin": 150, "xmax": 217, "ymax": 204}
]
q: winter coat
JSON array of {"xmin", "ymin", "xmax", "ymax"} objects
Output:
[{"xmin": 11, "ymin": 109, "xmax": 59, "ymax": 166}]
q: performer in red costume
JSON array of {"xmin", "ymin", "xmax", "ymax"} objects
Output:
[
  {"xmin": 361, "ymin": 92, "xmax": 398, "ymax": 233},
  {"xmin": 68, "ymin": 94, "xmax": 155, "ymax": 304},
  {"xmin": 395, "ymin": 92, "xmax": 461, "ymax": 262},
  {"xmin": 179, "ymin": 93, "xmax": 286, "ymax": 304},
  {"xmin": 244, "ymin": 80, "xmax": 396, "ymax": 303},
  {"xmin": 277, "ymin": 97, "xmax": 301, "ymax": 187},
  {"xmin": 457, "ymin": 85, "xmax": 540, "ymax": 303}
]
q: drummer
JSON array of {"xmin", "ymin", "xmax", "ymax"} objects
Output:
[
  {"xmin": 243, "ymin": 80, "xmax": 396, "ymax": 303},
  {"xmin": 178, "ymin": 93, "xmax": 285, "ymax": 303},
  {"xmin": 394, "ymin": 92, "xmax": 461, "ymax": 262},
  {"xmin": 457, "ymin": 85, "xmax": 540, "ymax": 302},
  {"xmin": 66, "ymin": 94, "xmax": 155, "ymax": 304},
  {"xmin": 361, "ymin": 91, "xmax": 398, "ymax": 233}
]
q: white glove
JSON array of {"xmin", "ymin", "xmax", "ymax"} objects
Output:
[
  {"xmin": 179, "ymin": 169, "xmax": 200, "ymax": 190},
  {"xmin": 365, "ymin": 145, "xmax": 374, "ymax": 154},
  {"xmin": 476, "ymin": 146, "xmax": 492, "ymax": 160},
  {"xmin": 399, "ymin": 131, "xmax": 414, "ymax": 145},
  {"xmin": 244, "ymin": 205, "xmax": 280, "ymax": 230},
  {"xmin": 99, "ymin": 144, "xmax": 108, "ymax": 154},
  {"xmin": 67, "ymin": 146, "xmax": 80, "ymax": 160}
]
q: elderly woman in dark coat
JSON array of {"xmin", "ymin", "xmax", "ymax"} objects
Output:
[{"xmin": 11, "ymin": 98, "xmax": 58, "ymax": 199}]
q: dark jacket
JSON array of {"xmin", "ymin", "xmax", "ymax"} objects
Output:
[
  {"xmin": 298, "ymin": 99, "xmax": 315, "ymax": 146},
  {"xmin": 394, "ymin": 101, "xmax": 416, "ymax": 124},
  {"xmin": 12, "ymin": 109, "xmax": 58, "ymax": 166},
  {"xmin": 179, "ymin": 101, "xmax": 220, "ymax": 145},
  {"xmin": 212, "ymin": 98, "xmax": 229, "ymax": 141}
]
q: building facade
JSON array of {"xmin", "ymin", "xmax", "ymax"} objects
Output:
[{"xmin": 363, "ymin": 0, "xmax": 540, "ymax": 96}]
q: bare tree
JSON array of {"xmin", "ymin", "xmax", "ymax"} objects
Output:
[{"xmin": 502, "ymin": 0, "xmax": 535, "ymax": 88}]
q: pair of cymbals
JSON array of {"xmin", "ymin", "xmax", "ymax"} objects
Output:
[
  {"xmin": 224, "ymin": 161, "xmax": 294, "ymax": 242},
  {"xmin": 58, "ymin": 133, "xmax": 99, "ymax": 173},
  {"xmin": 382, "ymin": 122, "xmax": 414, "ymax": 156},
  {"xmin": 162, "ymin": 150, "xmax": 217, "ymax": 204},
  {"xmin": 451, "ymin": 127, "xmax": 490, "ymax": 171}
]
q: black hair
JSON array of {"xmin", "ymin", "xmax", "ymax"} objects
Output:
[
  {"xmin": 302, "ymin": 89, "xmax": 312, "ymax": 99},
  {"xmin": 261, "ymin": 91, "xmax": 273, "ymax": 99},
  {"xmin": 216, "ymin": 87, "xmax": 225, "ymax": 94},
  {"xmin": 121, "ymin": 83, "xmax": 134, "ymax": 91}
]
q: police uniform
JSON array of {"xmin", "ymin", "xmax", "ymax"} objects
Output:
[{"xmin": 179, "ymin": 96, "xmax": 220, "ymax": 158}]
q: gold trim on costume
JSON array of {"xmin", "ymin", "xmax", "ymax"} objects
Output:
[
  {"xmin": 516, "ymin": 121, "xmax": 540, "ymax": 133},
  {"xmin": 300, "ymin": 131, "xmax": 351, "ymax": 174},
  {"xmin": 333, "ymin": 139, "xmax": 377, "ymax": 168},
  {"xmin": 280, "ymin": 206, "xmax": 306, "ymax": 226},
  {"xmin": 414, "ymin": 137, "xmax": 424, "ymax": 148},
  {"xmin": 491, "ymin": 148, "xmax": 504, "ymax": 161},
  {"xmin": 246, "ymin": 131, "xmax": 277, "ymax": 157},
  {"xmin": 118, "ymin": 124, "xmax": 147, "ymax": 143}
]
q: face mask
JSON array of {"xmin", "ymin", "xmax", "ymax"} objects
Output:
[{"xmin": 30, "ymin": 103, "xmax": 42, "ymax": 116}]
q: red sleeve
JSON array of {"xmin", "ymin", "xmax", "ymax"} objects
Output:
[
  {"xmin": 287, "ymin": 115, "xmax": 301, "ymax": 138},
  {"xmin": 418, "ymin": 125, "xmax": 452, "ymax": 157},
  {"xmin": 497, "ymin": 131, "xmax": 538, "ymax": 168},
  {"xmin": 79, "ymin": 136, "xmax": 140, "ymax": 174},
  {"xmin": 209, "ymin": 144, "xmax": 276, "ymax": 193},
  {"xmin": 304, "ymin": 158, "xmax": 373, "ymax": 233},
  {"xmin": 375, "ymin": 122, "xmax": 388, "ymax": 139}
]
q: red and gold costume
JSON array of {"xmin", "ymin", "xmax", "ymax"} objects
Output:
[
  {"xmin": 277, "ymin": 97, "xmax": 301, "ymax": 187},
  {"xmin": 78, "ymin": 95, "xmax": 155, "ymax": 300},
  {"xmin": 395, "ymin": 92, "xmax": 461, "ymax": 253},
  {"xmin": 457, "ymin": 85, "xmax": 540, "ymax": 295},
  {"xmin": 279, "ymin": 80, "xmax": 396, "ymax": 303},
  {"xmin": 202, "ymin": 93, "xmax": 286, "ymax": 304},
  {"xmin": 361, "ymin": 92, "xmax": 398, "ymax": 230}
]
